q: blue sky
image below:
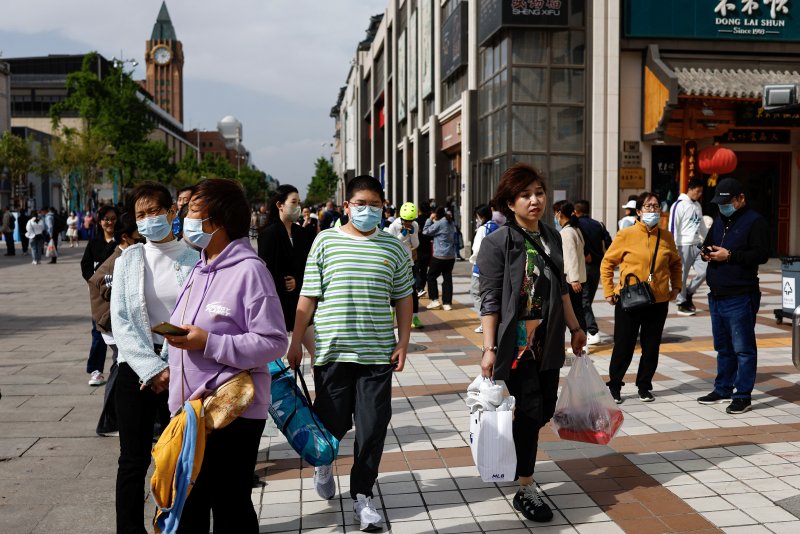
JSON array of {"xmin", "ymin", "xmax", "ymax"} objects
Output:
[{"xmin": 0, "ymin": 0, "xmax": 386, "ymax": 194}]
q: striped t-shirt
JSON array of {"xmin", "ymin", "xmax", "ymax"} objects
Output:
[{"xmin": 300, "ymin": 227, "xmax": 414, "ymax": 366}]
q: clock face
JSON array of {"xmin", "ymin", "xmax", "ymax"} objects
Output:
[{"xmin": 153, "ymin": 46, "xmax": 172, "ymax": 65}]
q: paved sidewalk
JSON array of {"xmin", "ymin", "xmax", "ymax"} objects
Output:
[{"xmin": 1, "ymin": 241, "xmax": 799, "ymax": 533}]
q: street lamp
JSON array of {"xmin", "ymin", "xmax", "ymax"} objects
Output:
[{"xmin": 111, "ymin": 56, "xmax": 138, "ymax": 88}]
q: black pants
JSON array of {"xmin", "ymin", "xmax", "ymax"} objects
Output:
[
  {"xmin": 178, "ymin": 417, "xmax": 266, "ymax": 534},
  {"xmin": 607, "ymin": 301, "xmax": 669, "ymax": 393},
  {"xmin": 504, "ymin": 360, "xmax": 560, "ymax": 479},
  {"xmin": 313, "ymin": 362, "xmax": 393, "ymax": 499},
  {"xmin": 96, "ymin": 345, "xmax": 119, "ymax": 435},
  {"xmin": 568, "ymin": 285, "xmax": 587, "ymax": 332},
  {"xmin": 21, "ymin": 233, "xmax": 29, "ymax": 253},
  {"xmin": 3, "ymin": 232, "xmax": 14, "ymax": 255},
  {"xmin": 415, "ymin": 255, "xmax": 430, "ymax": 292},
  {"xmin": 411, "ymin": 266, "xmax": 420, "ymax": 314},
  {"xmin": 115, "ymin": 363, "xmax": 168, "ymax": 534},
  {"xmin": 87, "ymin": 320, "xmax": 108, "ymax": 374},
  {"xmin": 581, "ymin": 265, "xmax": 600, "ymax": 335},
  {"xmin": 427, "ymin": 257, "xmax": 455, "ymax": 304}
]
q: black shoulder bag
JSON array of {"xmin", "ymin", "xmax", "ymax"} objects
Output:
[{"xmin": 619, "ymin": 229, "xmax": 660, "ymax": 311}]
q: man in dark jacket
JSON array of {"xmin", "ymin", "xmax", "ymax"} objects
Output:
[
  {"xmin": 2, "ymin": 206, "xmax": 16, "ymax": 256},
  {"xmin": 574, "ymin": 200, "xmax": 612, "ymax": 345},
  {"xmin": 415, "ymin": 201, "xmax": 433, "ymax": 296},
  {"xmin": 319, "ymin": 201, "xmax": 340, "ymax": 230},
  {"xmin": 697, "ymin": 178, "xmax": 769, "ymax": 414}
]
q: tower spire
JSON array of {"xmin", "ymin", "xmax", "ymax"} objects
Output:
[{"xmin": 151, "ymin": 1, "xmax": 176, "ymax": 41}]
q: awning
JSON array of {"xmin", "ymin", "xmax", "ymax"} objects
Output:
[{"xmin": 643, "ymin": 45, "xmax": 800, "ymax": 138}]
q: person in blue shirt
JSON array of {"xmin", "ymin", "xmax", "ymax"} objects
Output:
[{"xmin": 423, "ymin": 207, "xmax": 457, "ymax": 311}]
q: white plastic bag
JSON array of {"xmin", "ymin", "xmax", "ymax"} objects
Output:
[
  {"xmin": 552, "ymin": 356, "xmax": 624, "ymax": 445},
  {"xmin": 467, "ymin": 377, "xmax": 516, "ymax": 482}
]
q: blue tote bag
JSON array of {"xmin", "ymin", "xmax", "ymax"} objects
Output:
[{"xmin": 268, "ymin": 360, "xmax": 339, "ymax": 466}]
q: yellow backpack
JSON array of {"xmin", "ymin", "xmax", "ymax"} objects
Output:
[{"xmin": 151, "ymin": 400, "xmax": 206, "ymax": 534}]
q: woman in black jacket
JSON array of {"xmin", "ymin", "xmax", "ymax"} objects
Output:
[
  {"xmin": 258, "ymin": 185, "xmax": 315, "ymax": 356},
  {"xmin": 477, "ymin": 163, "xmax": 585, "ymax": 524},
  {"xmin": 80, "ymin": 205, "xmax": 119, "ymax": 386}
]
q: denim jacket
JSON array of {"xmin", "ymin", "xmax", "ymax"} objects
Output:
[
  {"xmin": 110, "ymin": 243, "xmax": 198, "ymax": 384},
  {"xmin": 422, "ymin": 218, "xmax": 456, "ymax": 259}
]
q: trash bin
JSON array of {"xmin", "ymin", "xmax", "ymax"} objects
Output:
[{"xmin": 781, "ymin": 257, "xmax": 800, "ymax": 316}]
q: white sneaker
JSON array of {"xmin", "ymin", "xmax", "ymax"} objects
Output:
[
  {"xmin": 88, "ymin": 371, "xmax": 106, "ymax": 386},
  {"xmin": 442, "ymin": 304, "xmax": 452, "ymax": 311},
  {"xmin": 354, "ymin": 493, "xmax": 384, "ymax": 532},
  {"xmin": 417, "ymin": 289, "xmax": 427, "ymax": 298},
  {"xmin": 474, "ymin": 325, "xmax": 483, "ymax": 333},
  {"xmin": 426, "ymin": 300, "xmax": 441, "ymax": 310},
  {"xmin": 314, "ymin": 464, "xmax": 336, "ymax": 500},
  {"xmin": 31, "ymin": 260, "xmax": 36, "ymax": 265},
  {"xmin": 586, "ymin": 332, "xmax": 601, "ymax": 345}
]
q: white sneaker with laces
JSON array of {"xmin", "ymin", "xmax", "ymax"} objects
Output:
[
  {"xmin": 88, "ymin": 370, "xmax": 106, "ymax": 386},
  {"xmin": 426, "ymin": 300, "xmax": 441, "ymax": 310},
  {"xmin": 314, "ymin": 464, "xmax": 336, "ymax": 500},
  {"xmin": 586, "ymin": 332, "xmax": 601, "ymax": 345},
  {"xmin": 474, "ymin": 325, "xmax": 483, "ymax": 333},
  {"xmin": 442, "ymin": 304, "xmax": 452, "ymax": 311},
  {"xmin": 353, "ymin": 493, "xmax": 384, "ymax": 532}
]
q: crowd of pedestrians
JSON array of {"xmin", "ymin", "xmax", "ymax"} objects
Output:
[{"xmin": 0, "ymin": 158, "xmax": 774, "ymax": 532}]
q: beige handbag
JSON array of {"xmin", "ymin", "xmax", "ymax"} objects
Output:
[{"xmin": 179, "ymin": 281, "xmax": 255, "ymax": 432}]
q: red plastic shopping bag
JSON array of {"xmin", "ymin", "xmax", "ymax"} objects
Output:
[{"xmin": 552, "ymin": 356, "xmax": 624, "ymax": 445}]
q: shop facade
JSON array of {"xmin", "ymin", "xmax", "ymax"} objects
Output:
[{"xmin": 620, "ymin": 0, "xmax": 800, "ymax": 255}]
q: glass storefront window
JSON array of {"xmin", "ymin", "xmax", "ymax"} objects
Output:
[
  {"xmin": 512, "ymin": 106, "xmax": 547, "ymax": 153},
  {"xmin": 512, "ymin": 67, "xmax": 547, "ymax": 104},
  {"xmin": 512, "ymin": 31, "xmax": 548, "ymax": 65},
  {"xmin": 551, "ymin": 31, "xmax": 585, "ymax": 66},
  {"xmin": 549, "ymin": 155, "xmax": 584, "ymax": 194},
  {"xmin": 550, "ymin": 69, "xmax": 584, "ymax": 104},
  {"xmin": 550, "ymin": 107, "xmax": 584, "ymax": 152}
]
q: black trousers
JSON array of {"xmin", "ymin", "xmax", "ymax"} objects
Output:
[
  {"xmin": 3, "ymin": 232, "xmax": 14, "ymax": 255},
  {"xmin": 505, "ymin": 359, "xmax": 560, "ymax": 479},
  {"xmin": 568, "ymin": 285, "xmax": 587, "ymax": 332},
  {"xmin": 177, "ymin": 417, "xmax": 266, "ymax": 534},
  {"xmin": 313, "ymin": 362, "xmax": 393, "ymax": 499},
  {"xmin": 581, "ymin": 265, "xmax": 600, "ymax": 335},
  {"xmin": 427, "ymin": 257, "xmax": 455, "ymax": 304},
  {"xmin": 115, "ymin": 363, "xmax": 168, "ymax": 534},
  {"xmin": 411, "ymin": 266, "xmax": 420, "ymax": 314},
  {"xmin": 20, "ymin": 233, "xmax": 29, "ymax": 253},
  {"xmin": 96, "ymin": 345, "xmax": 119, "ymax": 435},
  {"xmin": 415, "ymin": 254, "xmax": 430, "ymax": 292},
  {"xmin": 607, "ymin": 301, "xmax": 669, "ymax": 393}
]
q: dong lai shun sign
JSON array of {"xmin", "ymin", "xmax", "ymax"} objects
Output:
[{"xmin": 624, "ymin": 0, "xmax": 799, "ymax": 43}]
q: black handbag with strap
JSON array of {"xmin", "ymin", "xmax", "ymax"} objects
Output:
[{"xmin": 619, "ymin": 229, "xmax": 660, "ymax": 311}]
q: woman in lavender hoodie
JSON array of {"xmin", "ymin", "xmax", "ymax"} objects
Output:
[{"xmin": 163, "ymin": 179, "xmax": 288, "ymax": 533}]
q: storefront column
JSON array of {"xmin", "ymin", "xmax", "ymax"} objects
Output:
[
  {"xmin": 428, "ymin": 115, "xmax": 439, "ymax": 202},
  {"xmin": 412, "ymin": 128, "xmax": 421, "ymax": 205}
]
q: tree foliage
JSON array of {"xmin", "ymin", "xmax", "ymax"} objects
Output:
[
  {"xmin": 306, "ymin": 157, "xmax": 338, "ymax": 205},
  {"xmin": 0, "ymin": 131, "xmax": 34, "ymax": 207},
  {"xmin": 175, "ymin": 153, "xmax": 272, "ymax": 206}
]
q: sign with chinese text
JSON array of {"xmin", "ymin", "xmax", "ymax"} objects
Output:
[
  {"xmin": 478, "ymin": 0, "xmax": 570, "ymax": 46},
  {"xmin": 737, "ymin": 104, "xmax": 800, "ymax": 126},
  {"xmin": 620, "ymin": 167, "xmax": 646, "ymax": 189},
  {"xmin": 624, "ymin": 0, "xmax": 800, "ymax": 42},
  {"xmin": 398, "ymin": 30, "xmax": 407, "ymax": 122},
  {"xmin": 651, "ymin": 145, "xmax": 682, "ymax": 208},
  {"xmin": 420, "ymin": 0, "xmax": 433, "ymax": 99},
  {"xmin": 715, "ymin": 129, "xmax": 791, "ymax": 143},
  {"xmin": 409, "ymin": 11, "xmax": 418, "ymax": 112}
]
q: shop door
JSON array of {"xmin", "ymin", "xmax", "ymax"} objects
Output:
[{"xmin": 723, "ymin": 152, "xmax": 791, "ymax": 257}]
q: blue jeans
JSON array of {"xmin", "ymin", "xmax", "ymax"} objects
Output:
[
  {"xmin": 86, "ymin": 320, "xmax": 108, "ymax": 374},
  {"xmin": 709, "ymin": 292, "xmax": 760, "ymax": 400}
]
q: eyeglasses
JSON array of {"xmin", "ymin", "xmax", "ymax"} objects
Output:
[
  {"xmin": 641, "ymin": 204, "xmax": 661, "ymax": 212},
  {"xmin": 348, "ymin": 201, "xmax": 383, "ymax": 208}
]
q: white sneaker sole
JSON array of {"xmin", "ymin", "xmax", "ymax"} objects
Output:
[
  {"xmin": 697, "ymin": 398, "xmax": 731, "ymax": 405},
  {"xmin": 356, "ymin": 518, "xmax": 383, "ymax": 532}
]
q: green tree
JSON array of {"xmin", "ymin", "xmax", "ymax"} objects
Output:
[
  {"xmin": 306, "ymin": 157, "xmax": 338, "ymax": 205},
  {"xmin": 0, "ymin": 131, "xmax": 33, "ymax": 208},
  {"xmin": 50, "ymin": 128, "xmax": 111, "ymax": 211}
]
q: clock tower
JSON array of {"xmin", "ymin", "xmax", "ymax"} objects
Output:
[{"xmin": 145, "ymin": 1, "xmax": 184, "ymax": 123}]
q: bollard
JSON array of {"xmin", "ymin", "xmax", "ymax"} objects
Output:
[{"xmin": 793, "ymin": 305, "xmax": 800, "ymax": 371}]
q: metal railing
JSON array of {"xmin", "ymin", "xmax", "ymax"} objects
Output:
[{"xmin": 793, "ymin": 305, "xmax": 800, "ymax": 370}]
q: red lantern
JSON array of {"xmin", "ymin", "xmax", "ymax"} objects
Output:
[{"xmin": 698, "ymin": 146, "xmax": 737, "ymax": 175}]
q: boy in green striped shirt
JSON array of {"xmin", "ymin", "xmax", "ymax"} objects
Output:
[{"xmin": 287, "ymin": 176, "xmax": 413, "ymax": 532}]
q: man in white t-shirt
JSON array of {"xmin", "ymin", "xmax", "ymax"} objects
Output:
[{"xmin": 668, "ymin": 178, "xmax": 708, "ymax": 316}]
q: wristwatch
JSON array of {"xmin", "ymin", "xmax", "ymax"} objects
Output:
[{"xmin": 481, "ymin": 346, "xmax": 497, "ymax": 353}]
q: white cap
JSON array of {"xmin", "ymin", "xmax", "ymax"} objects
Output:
[{"xmin": 623, "ymin": 200, "xmax": 637, "ymax": 209}]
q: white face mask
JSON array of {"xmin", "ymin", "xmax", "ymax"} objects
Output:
[{"xmin": 285, "ymin": 205, "xmax": 302, "ymax": 222}]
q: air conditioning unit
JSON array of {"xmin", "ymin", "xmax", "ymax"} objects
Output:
[{"xmin": 762, "ymin": 84, "xmax": 798, "ymax": 112}]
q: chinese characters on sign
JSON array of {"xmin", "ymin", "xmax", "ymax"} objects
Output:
[
  {"xmin": 715, "ymin": 129, "xmax": 791, "ymax": 144},
  {"xmin": 478, "ymin": 0, "xmax": 569, "ymax": 45},
  {"xmin": 714, "ymin": 0, "xmax": 791, "ymax": 36},
  {"xmin": 510, "ymin": 0, "xmax": 562, "ymax": 14}
]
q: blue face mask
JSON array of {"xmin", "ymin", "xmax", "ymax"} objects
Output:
[
  {"xmin": 718, "ymin": 203, "xmax": 737, "ymax": 217},
  {"xmin": 183, "ymin": 217, "xmax": 219, "ymax": 250},
  {"xmin": 553, "ymin": 216, "xmax": 561, "ymax": 228},
  {"xmin": 136, "ymin": 214, "xmax": 172, "ymax": 242},
  {"xmin": 350, "ymin": 205, "xmax": 382, "ymax": 232},
  {"xmin": 641, "ymin": 212, "xmax": 660, "ymax": 228}
]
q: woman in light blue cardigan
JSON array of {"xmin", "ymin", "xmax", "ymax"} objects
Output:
[
  {"xmin": 109, "ymin": 182, "xmax": 199, "ymax": 534},
  {"xmin": 422, "ymin": 206, "xmax": 457, "ymax": 310}
]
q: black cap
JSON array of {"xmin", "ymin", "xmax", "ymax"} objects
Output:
[{"xmin": 711, "ymin": 177, "xmax": 743, "ymax": 204}]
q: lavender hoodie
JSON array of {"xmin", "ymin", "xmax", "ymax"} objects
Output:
[{"xmin": 168, "ymin": 237, "xmax": 288, "ymax": 419}]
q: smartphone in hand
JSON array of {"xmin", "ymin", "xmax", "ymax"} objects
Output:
[{"xmin": 151, "ymin": 322, "xmax": 190, "ymax": 336}]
